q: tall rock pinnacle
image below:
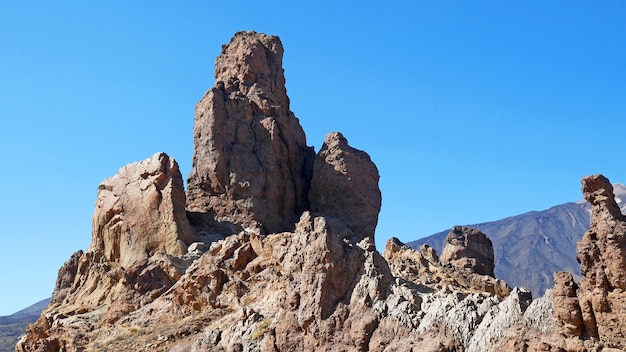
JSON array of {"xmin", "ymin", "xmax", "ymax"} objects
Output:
[{"xmin": 186, "ymin": 31, "xmax": 315, "ymax": 234}]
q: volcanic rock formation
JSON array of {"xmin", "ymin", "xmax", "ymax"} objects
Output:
[
  {"xmin": 410, "ymin": 183, "xmax": 626, "ymax": 298},
  {"xmin": 552, "ymin": 174, "xmax": 626, "ymax": 349},
  {"xmin": 487, "ymin": 175, "xmax": 626, "ymax": 351},
  {"xmin": 19, "ymin": 31, "xmax": 626, "ymax": 352},
  {"xmin": 91, "ymin": 152, "xmax": 197, "ymax": 268},
  {"xmin": 309, "ymin": 132, "xmax": 382, "ymax": 243},
  {"xmin": 185, "ymin": 31, "xmax": 315, "ymax": 235}
]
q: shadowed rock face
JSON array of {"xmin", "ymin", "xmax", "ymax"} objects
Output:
[
  {"xmin": 440, "ymin": 226, "xmax": 496, "ymax": 277},
  {"xmin": 309, "ymin": 132, "xmax": 381, "ymax": 243},
  {"xmin": 186, "ymin": 30, "xmax": 315, "ymax": 235}
]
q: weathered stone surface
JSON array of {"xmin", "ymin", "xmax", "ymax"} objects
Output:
[
  {"xmin": 573, "ymin": 174, "xmax": 626, "ymax": 347},
  {"xmin": 492, "ymin": 175, "xmax": 626, "ymax": 351},
  {"xmin": 20, "ymin": 207, "xmax": 521, "ymax": 352},
  {"xmin": 91, "ymin": 152, "xmax": 197, "ymax": 268},
  {"xmin": 440, "ymin": 226, "xmax": 496, "ymax": 277},
  {"xmin": 552, "ymin": 271, "xmax": 584, "ymax": 337},
  {"xmin": 309, "ymin": 132, "xmax": 381, "ymax": 243},
  {"xmin": 21, "ymin": 31, "xmax": 606, "ymax": 352},
  {"xmin": 186, "ymin": 30, "xmax": 315, "ymax": 235},
  {"xmin": 383, "ymin": 237, "xmax": 510, "ymax": 298},
  {"xmin": 17, "ymin": 153, "xmax": 200, "ymax": 352}
]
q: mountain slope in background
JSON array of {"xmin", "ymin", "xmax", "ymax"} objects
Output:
[
  {"xmin": 0, "ymin": 298, "xmax": 50, "ymax": 352},
  {"xmin": 408, "ymin": 183, "xmax": 626, "ymax": 297}
]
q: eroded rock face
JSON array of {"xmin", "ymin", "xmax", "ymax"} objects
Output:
[
  {"xmin": 440, "ymin": 226, "xmax": 496, "ymax": 277},
  {"xmin": 553, "ymin": 271, "xmax": 584, "ymax": 337},
  {"xmin": 21, "ymin": 212, "xmax": 519, "ymax": 352},
  {"xmin": 18, "ymin": 31, "xmax": 530, "ymax": 352},
  {"xmin": 562, "ymin": 174, "xmax": 626, "ymax": 347},
  {"xmin": 498, "ymin": 174, "xmax": 626, "ymax": 351},
  {"xmin": 309, "ymin": 132, "xmax": 381, "ymax": 243},
  {"xmin": 383, "ymin": 237, "xmax": 510, "ymax": 298},
  {"xmin": 186, "ymin": 30, "xmax": 315, "ymax": 235},
  {"xmin": 17, "ymin": 153, "xmax": 200, "ymax": 352},
  {"xmin": 91, "ymin": 152, "xmax": 197, "ymax": 268}
]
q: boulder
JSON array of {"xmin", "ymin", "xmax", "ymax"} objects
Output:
[
  {"xmin": 308, "ymin": 132, "xmax": 381, "ymax": 243},
  {"xmin": 440, "ymin": 226, "xmax": 496, "ymax": 277}
]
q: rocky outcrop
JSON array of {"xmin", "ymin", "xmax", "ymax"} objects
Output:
[
  {"xmin": 17, "ymin": 31, "xmax": 547, "ymax": 352},
  {"xmin": 552, "ymin": 174, "xmax": 626, "ymax": 348},
  {"xmin": 409, "ymin": 201, "xmax": 592, "ymax": 298},
  {"xmin": 440, "ymin": 226, "xmax": 496, "ymax": 277},
  {"xmin": 384, "ymin": 237, "xmax": 510, "ymax": 298},
  {"xmin": 490, "ymin": 174, "xmax": 626, "ymax": 351},
  {"xmin": 186, "ymin": 30, "xmax": 315, "ymax": 235},
  {"xmin": 91, "ymin": 152, "xmax": 196, "ymax": 268},
  {"xmin": 309, "ymin": 132, "xmax": 381, "ymax": 243},
  {"xmin": 17, "ymin": 153, "xmax": 201, "ymax": 351},
  {"xmin": 19, "ymin": 212, "xmax": 520, "ymax": 352}
]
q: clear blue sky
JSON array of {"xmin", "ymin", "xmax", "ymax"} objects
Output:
[{"xmin": 1, "ymin": 1, "xmax": 624, "ymax": 315}]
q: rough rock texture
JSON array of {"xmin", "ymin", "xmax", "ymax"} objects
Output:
[
  {"xmin": 440, "ymin": 226, "xmax": 496, "ymax": 277},
  {"xmin": 17, "ymin": 153, "xmax": 201, "ymax": 351},
  {"xmin": 490, "ymin": 175, "xmax": 626, "ymax": 352},
  {"xmin": 554, "ymin": 174, "xmax": 626, "ymax": 348},
  {"xmin": 186, "ymin": 30, "xmax": 315, "ymax": 235},
  {"xmin": 91, "ymin": 152, "xmax": 196, "ymax": 268},
  {"xmin": 410, "ymin": 202, "xmax": 591, "ymax": 298},
  {"xmin": 383, "ymin": 237, "xmax": 510, "ymax": 299},
  {"xmin": 552, "ymin": 271, "xmax": 584, "ymax": 337},
  {"xmin": 18, "ymin": 213, "xmax": 519, "ymax": 352},
  {"xmin": 24, "ymin": 31, "xmax": 622, "ymax": 352},
  {"xmin": 309, "ymin": 132, "xmax": 381, "ymax": 243}
]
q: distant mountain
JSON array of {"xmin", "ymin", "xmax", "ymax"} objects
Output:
[
  {"xmin": 0, "ymin": 298, "xmax": 49, "ymax": 352},
  {"xmin": 408, "ymin": 183, "xmax": 626, "ymax": 298}
]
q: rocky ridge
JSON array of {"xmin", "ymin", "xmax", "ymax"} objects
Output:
[
  {"xmin": 410, "ymin": 183, "xmax": 626, "ymax": 298},
  {"xmin": 16, "ymin": 31, "xmax": 626, "ymax": 352}
]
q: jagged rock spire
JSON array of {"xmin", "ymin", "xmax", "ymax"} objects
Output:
[{"xmin": 186, "ymin": 31, "xmax": 315, "ymax": 235}]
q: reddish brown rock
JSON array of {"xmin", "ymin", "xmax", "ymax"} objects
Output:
[
  {"xmin": 552, "ymin": 271, "xmax": 584, "ymax": 337},
  {"xmin": 18, "ymin": 31, "xmax": 550, "ymax": 352},
  {"xmin": 531, "ymin": 174, "xmax": 626, "ymax": 351},
  {"xmin": 574, "ymin": 174, "xmax": 626, "ymax": 346},
  {"xmin": 440, "ymin": 226, "xmax": 496, "ymax": 277},
  {"xmin": 186, "ymin": 30, "xmax": 315, "ymax": 235},
  {"xmin": 91, "ymin": 152, "xmax": 197, "ymax": 268},
  {"xmin": 308, "ymin": 132, "xmax": 381, "ymax": 243},
  {"xmin": 383, "ymin": 237, "xmax": 510, "ymax": 298},
  {"xmin": 17, "ymin": 153, "xmax": 199, "ymax": 352}
]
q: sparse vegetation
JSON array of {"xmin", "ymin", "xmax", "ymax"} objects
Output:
[
  {"xmin": 129, "ymin": 325, "xmax": 143, "ymax": 334},
  {"xmin": 251, "ymin": 318, "xmax": 273, "ymax": 340}
]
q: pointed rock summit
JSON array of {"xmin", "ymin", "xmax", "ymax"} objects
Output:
[{"xmin": 186, "ymin": 31, "xmax": 315, "ymax": 235}]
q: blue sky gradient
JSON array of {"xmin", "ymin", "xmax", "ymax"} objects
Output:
[{"xmin": 1, "ymin": 1, "xmax": 624, "ymax": 315}]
